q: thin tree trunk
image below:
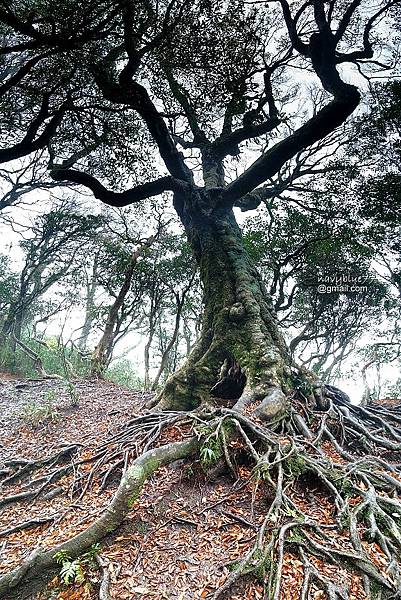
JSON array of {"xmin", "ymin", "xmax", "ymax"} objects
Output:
[
  {"xmin": 151, "ymin": 294, "xmax": 184, "ymax": 391},
  {"xmin": 79, "ymin": 254, "xmax": 99, "ymax": 351},
  {"xmin": 91, "ymin": 236, "xmax": 155, "ymax": 376},
  {"xmin": 144, "ymin": 326, "xmax": 155, "ymax": 390}
]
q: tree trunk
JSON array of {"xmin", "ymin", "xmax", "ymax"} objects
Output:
[
  {"xmin": 91, "ymin": 236, "xmax": 155, "ymax": 376},
  {"xmin": 1, "ymin": 302, "xmax": 25, "ymax": 368},
  {"xmin": 151, "ymin": 294, "xmax": 184, "ymax": 391},
  {"xmin": 143, "ymin": 330, "xmax": 154, "ymax": 390},
  {"xmin": 155, "ymin": 191, "xmax": 292, "ymax": 411},
  {"xmin": 79, "ymin": 254, "xmax": 99, "ymax": 352}
]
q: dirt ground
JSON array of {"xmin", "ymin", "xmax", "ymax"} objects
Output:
[
  {"xmin": 0, "ymin": 377, "xmax": 268, "ymax": 600},
  {"xmin": 0, "ymin": 376, "xmax": 388, "ymax": 600}
]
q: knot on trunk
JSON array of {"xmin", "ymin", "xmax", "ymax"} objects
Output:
[
  {"xmin": 210, "ymin": 356, "xmax": 247, "ymax": 402},
  {"xmin": 228, "ymin": 302, "xmax": 246, "ymax": 322},
  {"xmin": 254, "ymin": 387, "xmax": 287, "ymax": 421}
]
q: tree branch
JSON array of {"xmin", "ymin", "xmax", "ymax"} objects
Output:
[
  {"xmin": 0, "ymin": 95, "xmax": 67, "ymax": 164},
  {"xmin": 91, "ymin": 63, "xmax": 193, "ymax": 183},
  {"xmin": 335, "ymin": 0, "xmax": 399, "ymax": 64},
  {"xmin": 50, "ymin": 169, "xmax": 189, "ymax": 206},
  {"xmin": 222, "ymin": 86, "xmax": 359, "ymax": 205}
]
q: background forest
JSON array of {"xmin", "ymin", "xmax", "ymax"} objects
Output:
[{"xmin": 1, "ymin": 81, "xmax": 400, "ymax": 402}]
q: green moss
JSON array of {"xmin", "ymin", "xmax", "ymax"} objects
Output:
[
  {"xmin": 340, "ymin": 512, "xmax": 351, "ymax": 529},
  {"xmin": 227, "ymin": 560, "xmax": 241, "ymax": 572},
  {"xmin": 125, "ymin": 458, "xmax": 160, "ymax": 509},
  {"xmin": 127, "ymin": 490, "xmax": 140, "ymax": 508},
  {"xmin": 370, "ymin": 580, "xmax": 383, "ymax": 599},
  {"xmin": 286, "ymin": 454, "xmax": 309, "ymax": 478},
  {"xmin": 252, "ymin": 550, "xmax": 275, "ymax": 582},
  {"xmin": 340, "ymin": 478, "xmax": 355, "ymax": 497},
  {"xmin": 287, "ymin": 532, "xmax": 305, "ymax": 544},
  {"xmin": 127, "ymin": 464, "xmax": 145, "ymax": 480},
  {"xmin": 325, "ymin": 466, "xmax": 345, "ymax": 484},
  {"xmin": 142, "ymin": 457, "xmax": 160, "ymax": 478},
  {"xmin": 221, "ymin": 419, "xmax": 236, "ymax": 437}
]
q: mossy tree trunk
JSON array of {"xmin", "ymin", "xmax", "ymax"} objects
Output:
[{"xmin": 155, "ymin": 190, "xmax": 292, "ymax": 411}]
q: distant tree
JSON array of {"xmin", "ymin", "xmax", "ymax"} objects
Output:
[
  {"xmin": 77, "ymin": 251, "xmax": 100, "ymax": 352},
  {"xmin": 149, "ymin": 235, "xmax": 197, "ymax": 390},
  {"xmin": 91, "ymin": 232, "xmax": 157, "ymax": 376},
  {"xmin": 244, "ymin": 199, "xmax": 389, "ymax": 379},
  {"xmin": 0, "ymin": 153, "xmax": 60, "ymax": 217},
  {"xmin": 1, "ymin": 204, "xmax": 100, "ymax": 351},
  {"xmin": 348, "ymin": 82, "xmax": 401, "ymax": 398},
  {"xmin": 133, "ymin": 231, "xmax": 198, "ymax": 390},
  {"xmin": 0, "ymin": 254, "xmax": 17, "ymax": 315}
]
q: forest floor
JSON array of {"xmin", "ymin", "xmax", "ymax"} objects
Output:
[{"xmin": 0, "ymin": 375, "xmax": 397, "ymax": 600}]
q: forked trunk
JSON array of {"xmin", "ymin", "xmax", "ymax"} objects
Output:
[
  {"xmin": 91, "ymin": 236, "xmax": 155, "ymax": 377},
  {"xmin": 155, "ymin": 191, "xmax": 292, "ymax": 410}
]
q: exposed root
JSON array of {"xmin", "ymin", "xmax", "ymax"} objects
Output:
[
  {"xmin": 205, "ymin": 388, "xmax": 401, "ymax": 599},
  {"xmin": 0, "ymin": 437, "xmax": 200, "ymax": 598},
  {"xmin": 0, "ymin": 412, "xmax": 191, "ymax": 507},
  {"xmin": 0, "ymin": 516, "xmax": 55, "ymax": 538},
  {"xmin": 1, "ymin": 385, "xmax": 401, "ymax": 599},
  {"xmin": 95, "ymin": 553, "xmax": 111, "ymax": 600}
]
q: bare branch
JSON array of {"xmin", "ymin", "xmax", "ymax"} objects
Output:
[{"xmin": 50, "ymin": 169, "xmax": 188, "ymax": 206}]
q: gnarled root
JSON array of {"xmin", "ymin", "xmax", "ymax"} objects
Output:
[
  {"xmin": 206, "ymin": 389, "xmax": 401, "ymax": 599},
  {"xmin": 2, "ymin": 385, "xmax": 401, "ymax": 599},
  {"xmin": 0, "ymin": 437, "xmax": 200, "ymax": 598}
]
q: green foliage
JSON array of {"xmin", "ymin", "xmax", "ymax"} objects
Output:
[
  {"xmin": 242, "ymin": 231, "xmax": 266, "ymax": 264},
  {"xmin": 65, "ymin": 381, "xmax": 80, "ymax": 406},
  {"xmin": 200, "ymin": 444, "xmax": 221, "ymax": 466},
  {"xmin": 292, "ymin": 373, "xmax": 314, "ymax": 397},
  {"xmin": 0, "ymin": 254, "xmax": 17, "ymax": 312},
  {"xmin": 83, "ymin": 543, "xmax": 101, "ymax": 568},
  {"xmin": 54, "ymin": 544, "xmax": 101, "ymax": 586},
  {"xmin": 285, "ymin": 454, "xmax": 308, "ymax": 479},
  {"xmin": 105, "ymin": 359, "xmax": 144, "ymax": 389},
  {"xmin": 195, "ymin": 424, "xmax": 223, "ymax": 467},
  {"xmin": 0, "ymin": 336, "xmax": 90, "ymax": 379},
  {"xmin": 19, "ymin": 397, "xmax": 60, "ymax": 426},
  {"xmin": 58, "ymin": 558, "xmax": 84, "ymax": 586}
]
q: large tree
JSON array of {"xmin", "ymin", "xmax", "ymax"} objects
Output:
[
  {"xmin": 1, "ymin": 0, "xmax": 398, "ymax": 410},
  {"xmin": 3, "ymin": 4, "xmax": 401, "ymax": 599}
]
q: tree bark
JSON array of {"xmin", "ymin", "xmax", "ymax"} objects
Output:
[
  {"xmin": 91, "ymin": 236, "xmax": 155, "ymax": 376},
  {"xmin": 79, "ymin": 254, "xmax": 99, "ymax": 352},
  {"xmin": 155, "ymin": 190, "xmax": 292, "ymax": 411}
]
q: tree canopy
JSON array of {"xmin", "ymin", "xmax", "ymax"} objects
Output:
[
  {"xmin": 0, "ymin": 0, "xmax": 398, "ymax": 202},
  {"xmin": 2, "ymin": 3, "xmax": 401, "ymax": 600}
]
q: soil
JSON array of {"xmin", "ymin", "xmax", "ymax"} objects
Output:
[
  {"xmin": 1, "ymin": 375, "xmax": 397, "ymax": 600},
  {"xmin": 0, "ymin": 376, "xmax": 265, "ymax": 600}
]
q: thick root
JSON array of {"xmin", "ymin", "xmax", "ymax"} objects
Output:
[
  {"xmin": 0, "ymin": 437, "xmax": 200, "ymax": 598},
  {"xmin": 2, "ymin": 385, "xmax": 401, "ymax": 599}
]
